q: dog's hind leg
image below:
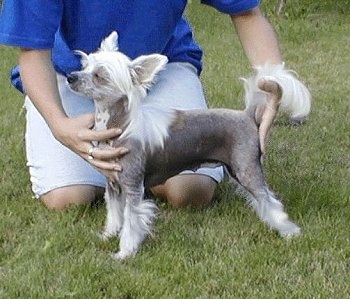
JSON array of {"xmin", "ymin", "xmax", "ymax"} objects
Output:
[
  {"xmin": 100, "ymin": 182, "xmax": 125, "ymax": 240},
  {"xmin": 246, "ymin": 186, "xmax": 301, "ymax": 237},
  {"xmin": 112, "ymin": 183, "xmax": 158, "ymax": 260},
  {"xmin": 230, "ymin": 158, "xmax": 301, "ymax": 238}
]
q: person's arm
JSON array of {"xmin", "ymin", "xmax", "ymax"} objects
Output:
[
  {"xmin": 19, "ymin": 49, "xmax": 67, "ymax": 131},
  {"xmin": 19, "ymin": 48, "xmax": 127, "ymax": 171},
  {"xmin": 230, "ymin": 7, "xmax": 282, "ymax": 66}
]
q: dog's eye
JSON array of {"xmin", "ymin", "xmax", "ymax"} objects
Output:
[
  {"xmin": 93, "ymin": 72, "xmax": 106, "ymax": 84},
  {"xmin": 92, "ymin": 70, "xmax": 104, "ymax": 81},
  {"xmin": 92, "ymin": 67, "xmax": 109, "ymax": 84}
]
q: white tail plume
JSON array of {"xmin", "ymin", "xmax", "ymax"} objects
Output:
[{"xmin": 252, "ymin": 63, "xmax": 311, "ymax": 122}]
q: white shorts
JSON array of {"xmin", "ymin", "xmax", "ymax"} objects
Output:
[{"xmin": 25, "ymin": 62, "xmax": 224, "ymax": 198}]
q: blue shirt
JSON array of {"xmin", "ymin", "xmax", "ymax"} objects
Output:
[{"xmin": 0, "ymin": 0, "xmax": 259, "ymax": 92}]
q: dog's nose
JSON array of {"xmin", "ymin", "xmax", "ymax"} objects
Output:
[{"xmin": 67, "ymin": 73, "xmax": 78, "ymax": 84}]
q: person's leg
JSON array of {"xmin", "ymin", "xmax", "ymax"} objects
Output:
[
  {"xmin": 41, "ymin": 185, "xmax": 105, "ymax": 210},
  {"xmin": 25, "ymin": 75, "xmax": 106, "ymax": 210},
  {"xmin": 146, "ymin": 62, "xmax": 224, "ymax": 208},
  {"xmin": 151, "ymin": 175, "xmax": 218, "ymax": 209}
]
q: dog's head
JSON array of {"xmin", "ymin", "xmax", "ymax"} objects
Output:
[{"xmin": 67, "ymin": 31, "xmax": 168, "ymax": 102}]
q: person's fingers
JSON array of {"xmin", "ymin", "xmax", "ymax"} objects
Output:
[
  {"xmin": 55, "ymin": 114, "xmax": 127, "ymax": 172},
  {"xmin": 88, "ymin": 158, "xmax": 123, "ymax": 171},
  {"xmin": 87, "ymin": 146, "xmax": 129, "ymax": 160},
  {"xmin": 74, "ymin": 113, "xmax": 122, "ymax": 141},
  {"xmin": 90, "ymin": 128, "xmax": 122, "ymax": 142}
]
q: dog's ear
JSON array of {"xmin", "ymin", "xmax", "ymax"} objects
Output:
[
  {"xmin": 130, "ymin": 54, "xmax": 168, "ymax": 87},
  {"xmin": 100, "ymin": 31, "xmax": 119, "ymax": 52},
  {"xmin": 74, "ymin": 50, "xmax": 89, "ymax": 68}
]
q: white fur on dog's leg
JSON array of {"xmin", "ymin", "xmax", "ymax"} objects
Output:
[
  {"xmin": 267, "ymin": 190, "xmax": 301, "ymax": 237},
  {"xmin": 279, "ymin": 224, "xmax": 301, "ymax": 238},
  {"xmin": 113, "ymin": 199, "xmax": 158, "ymax": 260},
  {"xmin": 110, "ymin": 249, "xmax": 136, "ymax": 261},
  {"xmin": 250, "ymin": 189, "xmax": 301, "ymax": 237},
  {"xmin": 99, "ymin": 186, "xmax": 125, "ymax": 241}
]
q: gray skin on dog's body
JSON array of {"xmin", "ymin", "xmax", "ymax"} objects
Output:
[
  {"xmin": 68, "ymin": 32, "xmax": 305, "ymax": 259},
  {"xmin": 145, "ymin": 109, "xmax": 259, "ymax": 188},
  {"xmin": 99, "ymin": 96, "xmax": 261, "ymax": 192}
]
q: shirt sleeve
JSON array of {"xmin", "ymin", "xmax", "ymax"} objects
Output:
[
  {"xmin": 0, "ymin": 0, "xmax": 62, "ymax": 49},
  {"xmin": 201, "ymin": 0, "xmax": 260, "ymax": 14}
]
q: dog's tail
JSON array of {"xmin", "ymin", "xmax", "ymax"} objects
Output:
[{"xmin": 243, "ymin": 63, "xmax": 311, "ymax": 154}]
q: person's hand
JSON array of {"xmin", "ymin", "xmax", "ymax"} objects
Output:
[{"xmin": 51, "ymin": 113, "xmax": 129, "ymax": 172}]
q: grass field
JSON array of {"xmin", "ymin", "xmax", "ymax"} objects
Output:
[{"xmin": 1, "ymin": 1, "xmax": 349, "ymax": 298}]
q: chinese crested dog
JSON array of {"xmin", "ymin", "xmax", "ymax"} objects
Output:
[{"xmin": 68, "ymin": 32, "xmax": 311, "ymax": 260}]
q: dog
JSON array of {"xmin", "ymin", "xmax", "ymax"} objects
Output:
[{"xmin": 67, "ymin": 32, "xmax": 311, "ymax": 260}]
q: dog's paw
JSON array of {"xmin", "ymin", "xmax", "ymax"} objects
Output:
[
  {"xmin": 110, "ymin": 250, "xmax": 135, "ymax": 261},
  {"xmin": 279, "ymin": 222, "xmax": 302, "ymax": 238},
  {"xmin": 98, "ymin": 230, "xmax": 116, "ymax": 241}
]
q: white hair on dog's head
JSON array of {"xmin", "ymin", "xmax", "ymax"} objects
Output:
[
  {"xmin": 73, "ymin": 31, "xmax": 173, "ymax": 151},
  {"xmin": 123, "ymin": 53, "xmax": 174, "ymax": 151}
]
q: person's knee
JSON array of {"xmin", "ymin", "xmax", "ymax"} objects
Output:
[
  {"xmin": 151, "ymin": 174, "xmax": 217, "ymax": 209},
  {"xmin": 40, "ymin": 185, "xmax": 104, "ymax": 210}
]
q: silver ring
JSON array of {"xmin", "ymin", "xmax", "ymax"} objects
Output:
[{"xmin": 88, "ymin": 146, "xmax": 95, "ymax": 160}]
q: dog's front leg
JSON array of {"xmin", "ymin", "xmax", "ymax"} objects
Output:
[
  {"xmin": 112, "ymin": 181, "xmax": 158, "ymax": 260},
  {"xmin": 100, "ymin": 181, "xmax": 125, "ymax": 240}
]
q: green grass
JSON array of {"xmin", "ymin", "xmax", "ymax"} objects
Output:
[{"xmin": 1, "ymin": 1, "xmax": 349, "ymax": 297}]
